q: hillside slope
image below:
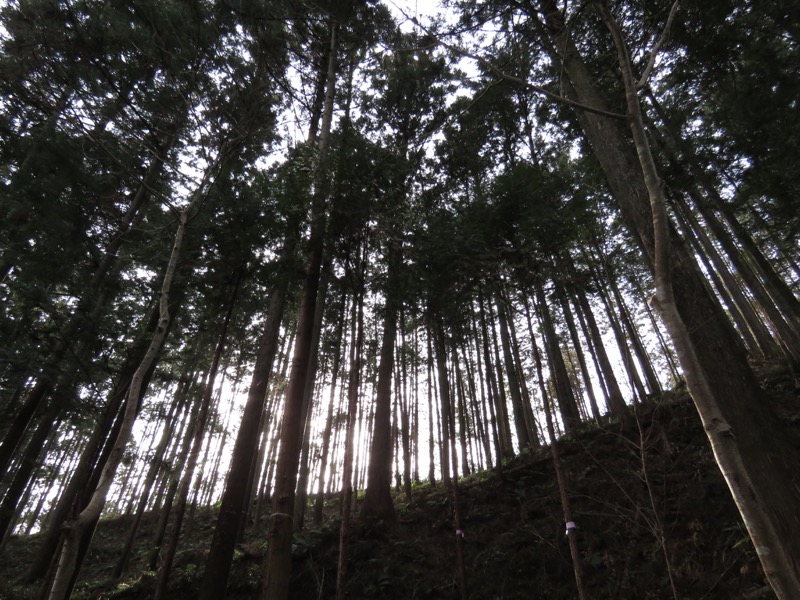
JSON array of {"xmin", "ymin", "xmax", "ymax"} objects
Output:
[{"xmin": 2, "ymin": 390, "xmax": 791, "ymax": 599}]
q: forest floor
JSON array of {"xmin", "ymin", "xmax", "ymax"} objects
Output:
[{"xmin": 1, "ymin": 363, "xmax": 796, "ymax": 599}]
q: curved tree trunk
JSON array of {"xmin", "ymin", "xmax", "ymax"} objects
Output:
[
  {"xmin": 46, "ymin": 209, "xmax": 188, "ymax": 600},
  {"xmin": 0, "ymin": 150, "xmax": 169, "ymax": 482}
]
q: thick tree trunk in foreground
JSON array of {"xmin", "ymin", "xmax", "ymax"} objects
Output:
[{"xmin": 538, "ymin": 1, "xmax": 800, "ymax": 594}]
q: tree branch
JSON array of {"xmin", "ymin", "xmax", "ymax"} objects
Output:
[
  {"xmin": 404, "ymin": 15, "xmax": 626, "ymax": 120},
  {"xmin": 636, "ymin": 0, "xmax": 680, "ymax": 89}
]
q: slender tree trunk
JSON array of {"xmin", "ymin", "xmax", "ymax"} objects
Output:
[
  {"xmin": 472, "ymin": 309, "xmax": 502, "ymax": 470},
  {"xmin": 452, "ymin": 349, "xmax": 471, "ymax": 476},
  {"xmin": 531, "ymin": 312, "xmax": 588, "ymax": 600},
  {"xmin": 24, "ymin": 316, "xmax": 168, "ymax": 583},
  {"xmin": 0, "ymin": 410, "xmax": 61, "ymax": 543},
  {"xmin": 113, "ymin": 377, "xmax": 191, "ymax": 578},
  {"xmin": 563, "ymin": 267, "xmax": 627, "ymax": 417},
  {"xmin": 463, "ymin": 336, "xmax": 493, "ymax": 468},
  {"xmin": 335, "ymin": 270, "xmax": 365, "ymax": 600},
  {"xmin": 47, "ymin": 209, "xmax": 188, "ymax": 600},
  {"xmin": 426, "ymin": 333, "xmax": 437, "ymax": 484},
  {"xmin": 555, "ymin": 280, "xmax": 601, "ymax": 423},
  {"xmin": 671, "ymin": 190, "xmax": 776, "ymax": 357},
  {"xmin": 399, "ymin": 317, "xmax": 413, "ymax": 500},
  {"xmin": 433, "ymin": 318, "xmax": 468, "ymax": 600},
  {"xmin": 313, "ymin": 292, "xmax": 346, "ymax": 525},
  {"xmin": 608, "ymin": 272, "xmax": 661, "ymax": 394},
  {"xmin": 646, "ymin": 90, "xmax": 800, "ymax": 360},
  {"xmin": 589, "ymin": 263, "xmax": 647, "ymax": 403},
  {"xmin": 488, "ymin": 300, "xmax": 517, "ymax": 453},
  {"xmin": 153, "ymin": 270, "xmax": 239, "ymax": 600},
  {"xmin": 146, "ymin": 403, "xmax": 198, "ymax": 572},
  {"xmin": 262, "ymin": 22, "xmax": 338, "ymax": 600},
  {"xmin": 534, "ymin": 281, "xmax": 581, "ymax": 431},
  {"xmin": 507, "ymin": 304, "xmax": 541, "ymax": 446},
  {"xmin": 0, "ymin": 150, "xmax": 170, "ymax": 482},
  {"xmin": 496, "ymin": 294, "xmax": 533, "ymax": 449},
  {"xmin": 294, "ymin": 259, "xmax": 332, "ymax": 531}
]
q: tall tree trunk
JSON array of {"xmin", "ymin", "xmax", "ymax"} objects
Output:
[
  {"xmin": 534, "ymin": 281, "xmax": 581, "ymax": 431},
  {"xmin": 589, "ymin": 262, "xmax": 647, "ymax": 403},
  {"xmin": 646, "ymin": 90, "xmax": 800, "ymax": 361},
  {"xmin": 426, "ymin": 334, "xmax": 437, "ymax": 484},
  {"xmin": 463, "ymin": 335, "xmax": 493, "ymax": 468},
  {"xmin": 153, "ymin": 269, "xmax": 239, "ymax": 600},
  {"xmin": 507, "ymin": 303, "xmax": 541, "ymax": 446},
  {"xmin": 472, "ymin": 308, "xmax": 502, "ymax": 470},
  {"xmin": 0, "ymin": 409, "xmax": 61, "ymax": 544},
  {"xmin": 24, "ymin": 310, "xmax": 175, "ymax": 583},
  {"xmin": 554, "ymin": 280, "xmax": 601, "ymax": 422},
  {"xmin": 313, "ymin": 292, "xmax": 347, "ymax": 526},
  {"xmin": 452, "ymin": 349, "xmax": 471, "ymax": 476},
  {"xmin": 362, "ymin": 244, "xmax": 401, "ymax": 523},
  {"xmin": 480, "ymin": 294, "xmax": 513, "ymax": 457},
  {"xmin": 671, "ymin": 189, "xmax": 776, "ymax": 358},
  {"xmin": 198, "ymin": 225, "xmax": 298, "ymax": 598},
  {"xmin": 399, "ymin": 316, "xmax": 413, "ymax": 500},
  {"xmin": 542, "ymin": 2, "xmax": 800, "ymax": 593},
  {"xmin": 335, "ymin": 266, "xmax": 365, "ymax": 600},
  {"xmin": 262, "ymin": 22, "xmax": 338, "ymax": 600},
  {"xmin": 113, "ymin": 374, "xmax": 191, "ymax": 578},
  {"xmin": 46, "ymin": 209, "xmax": 188, "ymax": 600},
  {"xmin": 294, "ymin": 258, "xmax": 332, "ymax": 531},
  {"xmin": 531, "ymin": 314, "xmax": 588, "ymax": 600},
  {"xmin": 607, "ymin": 270, "xmax": 662, "ymax": 394},
  {"xmin": 0, "ymin": 148, "xmax": 170, "ymax": 482},
  {"xmin": 564, "ymin": 267, "xmax": 627, "ymax": 417},
  {"xmin": 433, "ymin": 317, "xmax": 468, "ymax": 600},
  {"xmin": 495, "ymin": 294, "xmax": 533, "ymax": 449}
]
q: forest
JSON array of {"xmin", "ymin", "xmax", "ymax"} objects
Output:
[{"xmin": 0, "ymin": 0, "xmax": 799, "ymax": 598}]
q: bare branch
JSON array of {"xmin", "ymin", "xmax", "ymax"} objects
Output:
[
  {"xmin": 403, "ymin": 14, "xmax": 626, "ymax": 120},
  {"xmin": 636, "ymin": 0, "xmax": 680, "ymax": 89}
]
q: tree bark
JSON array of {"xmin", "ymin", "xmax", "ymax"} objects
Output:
[
  {"xmin": 112, "ymin": 375, "xmax": 191, "ymax": 578},
  {"xmin": 496, "ymin": 293, "xmax": 533, "ymax": 449}
]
